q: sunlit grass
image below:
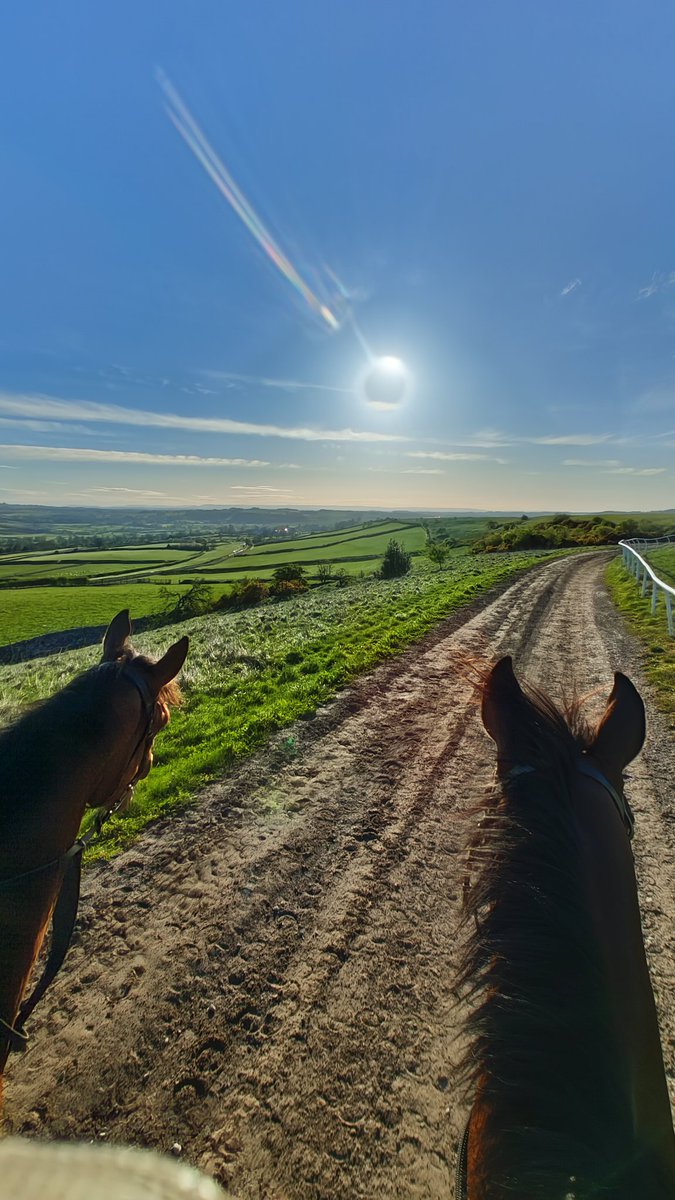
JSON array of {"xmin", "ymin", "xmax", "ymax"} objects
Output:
[{"xmin": 605, "ymin": 557, "xmax": 675, "ymax": 725}]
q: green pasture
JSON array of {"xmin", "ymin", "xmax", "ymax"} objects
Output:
[
  {"xmin": 0, "ymin": 549, "xmax": 566, "ymax": 857},
  {"xmin": 0, "ymin": 544, "xmax": 201, "ymax": 586},
  {"xmin": 601, "ymin": 511, "xmax": 675, "ymax": 531},
  {"xmin": 0, "ymin": 582, "xmax": 192, "ymax": 645},
  {"xmin": 646, "ymin": 546, "xmax": 675, "ymax": 587},
  {"xmin": 179, "ymin": 524, "xmax": 428, "ymax": 578},
  {"xmin": 242, "ymin": 520, "xmax": 414, "ymax": 553},
  {"xmin": 606, "ymin": 557, "xmax": 675, "ymax": 723}
]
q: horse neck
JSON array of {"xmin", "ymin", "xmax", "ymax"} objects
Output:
[
  {"xmin": 0, "ymin": 697, "xmax": 136, "ymax": 876},
  {"xmin": 575, "ymin": 777, "xmax": 675, "ymax": 1171},
  {"xmin": 463, "ymin": 772, "xmax": 657, "ymax": 1194}
]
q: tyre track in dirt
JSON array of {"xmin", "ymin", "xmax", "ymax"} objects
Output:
[{"xmin": 5, "ymin": 552, "xmax": 675, "ymax": 1198}]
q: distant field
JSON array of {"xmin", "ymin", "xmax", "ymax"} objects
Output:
[
  {"xmin": 0, "ymin": 522, "xmax": 429, "ymax": 643},
  {"xmin": 0, "ymin": 543, "xmax": 219, "ymax": 586},
  {"xmin": 647, "ymin": 546, "xmax": 675, "ymax": 587},
  {"xmin": 170, "ymin": 523, "xmax": 429, "ymax": 579}
]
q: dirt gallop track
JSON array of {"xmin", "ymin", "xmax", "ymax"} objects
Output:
[{"xmin": 6, "ymin": 554, "xmax": 675, "ymax": 1198}]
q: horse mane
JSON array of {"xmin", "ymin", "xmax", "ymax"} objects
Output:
[
  {"xmin": 457, "ymin": 680, "xmax": 669, "ymax": 1198},
  {"xmin": 0, "ymin": 651, "xmax": 180, "ymax": 808}
]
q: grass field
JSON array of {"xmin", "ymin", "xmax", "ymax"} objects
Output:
[
  {"xmin": 606, "ymin": 557, "xmax": 675, "ymax": 725},
  {"xmin": 0, "ymin": 543, "xmax": 220, "ymax": 586},
  {"xmin": 0, "ymin": 549, "xmax": 565, "ymax": 857},
  {"xmin": 0, "ymin": 582, "xmax": 192, "ymax": 645},
  {"xmin": 646, "ymin": 545, "xmax": 675, "ymax": 587}
]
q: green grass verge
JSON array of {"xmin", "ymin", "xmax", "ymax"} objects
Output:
[
  {"xmin": 605, "ymin": 557, "xmax": 675, "ymax": 725},
  {"xmin": 0, "ymin": 550, "xmax": 567, "ymax": 858}
]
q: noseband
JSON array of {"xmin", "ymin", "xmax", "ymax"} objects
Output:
[
  {"xmin": 455, "ymin": 755, "xmax": 634, "ymax": 1197},
  {"xmin": 0, "ymin": 661, "xmax": 159, "ymax": 1056}
]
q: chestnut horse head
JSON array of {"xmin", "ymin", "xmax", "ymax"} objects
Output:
[
  {"xmin": 458, "ymin": 657, "xmax": 675, "ymax": 1198},
  {"xmin": 0, "ymin": 610, "xmax": 188, "ymax": 1107}
]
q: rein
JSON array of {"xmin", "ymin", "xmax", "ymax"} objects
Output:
[
  {"xmin": 455, "ymin": 756, "xmax": 634, "ymax": 1197},
  {"xmin": 0, "ymin": 662, "xmax": 158, "ymax": 1056}
]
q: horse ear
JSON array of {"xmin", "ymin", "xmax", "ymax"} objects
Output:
[
  {"xmin": 588, "ymin": 672, "xmax": 645, "ymax": 774},
  {"xmin": 481, "ymin": 656, "xmax": 526, "ymax": 750},
  {"xmin": 102, "ymin": 609, "xmax": 132, "ymax": 661},
  {"xmin": 151, "ymin": 636, "xmax": 189, "ymax": 690}
]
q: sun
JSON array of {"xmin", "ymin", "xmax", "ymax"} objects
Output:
[{"xmin": 360, "ymin": 355, "xmax": 409, "ymax": 410}]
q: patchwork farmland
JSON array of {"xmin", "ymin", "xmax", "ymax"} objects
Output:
[{"xmin": 0, "ymin": 520, "xmax": 429, "ymax": 645}]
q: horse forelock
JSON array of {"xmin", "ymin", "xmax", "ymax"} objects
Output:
[{"xmin": 457, "ymin": 682, "xmax": 642, "ymax": 1196}]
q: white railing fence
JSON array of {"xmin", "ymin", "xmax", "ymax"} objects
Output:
[{"xmin": 618, "ymin": 535, "xmax": 675, "ymax": 637}]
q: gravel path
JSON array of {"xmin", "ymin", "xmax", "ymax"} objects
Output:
[{"xmin": 5, "ymin": 553, "xmax": 675, "ymax": 1199}]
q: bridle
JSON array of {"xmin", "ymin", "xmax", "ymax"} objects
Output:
[
  {"xmin": 0, "ymin": 661, "xmax": 160, "ymax": 1056},
  {"xmin": 455, "ymin": 756, "xmax": 634, "ymax": 1197}
]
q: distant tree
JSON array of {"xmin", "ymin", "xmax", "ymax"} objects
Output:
[
  {"xmin": 172, "ymin": 580, "xmax": 213, "ymax": 620},
  {"xmin": 272, "ymin": 563, "xmax": 306, "ymax": 584},
  {"xmin": 379, "ymin": 539, "xmax": 412, "ymax": 579},
  {"xmin": 426, "ymin": 539, "xmax": 451, "ymax": 571},
  {"xmin": 520, "ymin": 513, "xmax": 529, "ymax": 521},
  {"xmin": 317, "ymin": 562, "xmax": 333, "ymax": 583}
]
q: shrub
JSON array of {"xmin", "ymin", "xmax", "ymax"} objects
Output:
[
  {"xmin": 272, "ymin": 578, "xmax": 309, "ymax": 600},
  {"xmin": 425, "ymin": 539, "xmax": 451, "ymax": 571},
  {"xmin": 218, "ymin": 577, "xmax": 270, "ymax": 609},
  {"xmin": 171, "ymin": 580, "xmax": 214, "ymax": 619},
  {"xmin": 273, "ymin": 563, "xmax": 306, "ymax": 584},
  {"xmin": 379, "ymin": 539, "xmax": 412, "ymax": 579}
]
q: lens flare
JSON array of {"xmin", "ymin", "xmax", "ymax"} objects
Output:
[
  {"xmin": 158, "ymin": 69, "xmax": 340, "ymax": 332},
  {"xmin": 361, "ymin": 356, "xmax": 410, "ymax": 409}
]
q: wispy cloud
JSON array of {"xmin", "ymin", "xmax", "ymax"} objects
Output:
[
  {"xmin": 89, "ymin": 487, "xmax": 171, "ymax": 497},
  {"xmin": 528, "ymin": 434, "xmax": 614, "ymax": 446},
  {"xmin": 562, "ymin": 458, "xmax": 623, "ymax": 468},
  {"xmin": 0, "ymin": 417, "xmax": 97, "ymax": 435},
  {"xmin": 401, "ymin": 468, "xmax": 445, "ymax": 475},
  {"xmin": 564, "ymin": 458, "xmax": 667, "ymax": 475},
  {"xmin": 0, "ymin": 445, "xmax": 270, "ymax": 467},
  {"xmin": 201, "ymin": 369, "xmax": 352, "ymax": 395},
  {"xmin": 0, "ymin": 393, "xmax": 408, "ymax": 444},
  {"xmin": 602, "ymin": 466, "xmax": 666, "ymax": 475},
  {"xmin": 560, "ymin": 278, "xmax": 581, "ymax": 297},
  {"xmin": 68, "ymin": 488, "xmax": 222, "ymax": 504},
  {"xmin": 637, "ymin": 270, "xmax": 675, "ymax": 299},
  {"xmin": 407, "ymin": 451, "xmax": 508, "ymax": 463},
  {"xmin": 230, "ymin": 485, "xmax": 299, "ymax": 493}
]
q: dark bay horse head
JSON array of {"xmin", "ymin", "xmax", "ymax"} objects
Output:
[
  {"xmin": 0, "ymin": 610, "xmax": 188, "ymax": 1105},
  {"xmin": 458, "ymin": 657, "xmax": 675, "ymax": 1198}
]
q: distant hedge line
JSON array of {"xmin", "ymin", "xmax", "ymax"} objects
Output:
[{"xmin": 472, "ymin": 515, "xmax": 674, "ymax": 553}]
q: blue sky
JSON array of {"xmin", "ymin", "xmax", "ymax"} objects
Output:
[{"xmin": 1, "ymin": 1, "xmax": 673, "ymax": 511}]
